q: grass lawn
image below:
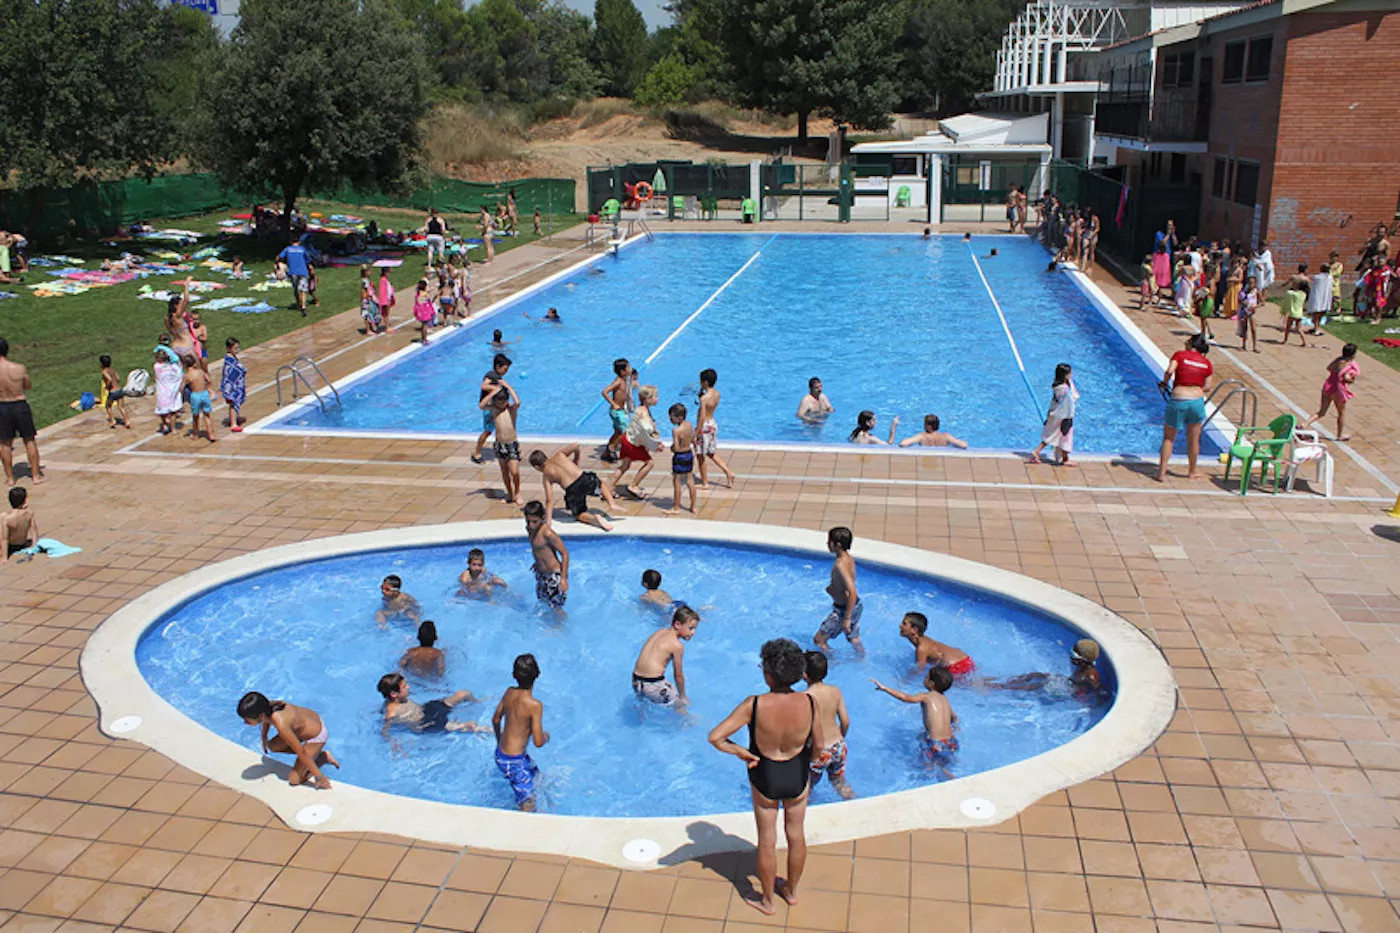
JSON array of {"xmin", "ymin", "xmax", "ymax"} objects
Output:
[{"xmin": 1, "ymin": 200, "xmax": 580, "ymax": 428}]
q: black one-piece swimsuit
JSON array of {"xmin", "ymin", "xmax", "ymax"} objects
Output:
[{"xmin": 747, "ymin": 694, "xmax": 815, "ymax": 801}]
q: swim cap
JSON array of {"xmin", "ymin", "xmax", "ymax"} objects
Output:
[{"xmin": 1071, "ymin": 639, "xmax": 1100, "ymax": 663}]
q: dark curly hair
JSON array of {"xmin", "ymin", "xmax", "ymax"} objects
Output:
[{"xmin": 760, "ymin": 638, "xmax": 806, "ymax": 688}]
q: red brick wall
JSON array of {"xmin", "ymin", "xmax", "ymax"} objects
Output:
[{"xmin": 1266, "ymin": 10, "xmax": 1400, "ymax": 269}]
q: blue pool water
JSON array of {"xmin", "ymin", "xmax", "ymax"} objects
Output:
[
  {"xmin": 137, "ymin": 536, "xmax": 1113, "ymax": 816},
  {"xmin": 264, "ymin": 233, "xmax": 1217, "ymax": 456}
]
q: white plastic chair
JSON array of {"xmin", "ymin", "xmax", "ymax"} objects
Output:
[
  {"xmin": 683, "ymin": 196, "xmax": 700, "ymax": 220},
  {"xmin": 1283, "ymin": 429, "xmax": 1333, "ymax": 497}
]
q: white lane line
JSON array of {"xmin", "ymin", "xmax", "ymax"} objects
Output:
[
  {"xmin": 643, "ymin": 234, "xmax": 775, "ymax": 366},
  {"xmin": 966, "ymin": 244, "xmax": 1043, "ymax": 418}
]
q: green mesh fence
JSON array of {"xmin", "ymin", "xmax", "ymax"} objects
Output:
[{"xmin": 0, "ymin": 174, "xmax": 576, "ymax": 240}]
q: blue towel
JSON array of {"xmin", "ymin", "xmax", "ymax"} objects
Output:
[{"xmin": 20, "ymin": 538, "xmax": 82, "ymax": 559}]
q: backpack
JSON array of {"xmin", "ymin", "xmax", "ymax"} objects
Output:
[{"xmin": 124, "ymin": 369, "xmax": 150, "ymax": 396}]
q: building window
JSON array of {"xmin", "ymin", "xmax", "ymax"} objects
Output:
[
  {"xmin": 1234, "ymin": 160, "xmax": 1260, "ymax": 206},
  {"xmin": 1245, "ymin": 36, "xmax": 1272, "ymax": 81},
  {"xmin": 1161, "ymin": 51, "xmax": 1196, "ymax": 89},
  {"xmin": 1212, "ymin": 157, "xmax": 1230, "ymax": 198},
  {"xmin": 1222, "ymin": 41, "xmax": 1245, "ymax": 83},
  {"xmin": 955, "ymin": 166, "xmax": 979, "ymax": 186},
  {"xmin": 891, "ymin": 156, "xmax": 918, "ymax": 177}
]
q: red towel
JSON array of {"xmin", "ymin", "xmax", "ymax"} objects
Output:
[{"xmin": 1374, "ymin": 338, "xmax": 1400, "ymax": 348}]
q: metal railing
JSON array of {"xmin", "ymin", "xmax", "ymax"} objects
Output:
[
  {"xmin": 1201, "ymin": 379, "xmax": 1257, "ymax": 432},
  {"xmin": 274, "ymin": 356, "xmax": 342, "ymax": 415}
]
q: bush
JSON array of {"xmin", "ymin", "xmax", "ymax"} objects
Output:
[
  {"xmin": 422, "ymin": 104, "xmax": 527, "ymax": 168},
  {"xmin": 634, "ymin": 55, "xmax": 698, "ymax": 109},
  {"xmin": 573, "ymin": 97, "xmax": 637, "ymax": 128}
]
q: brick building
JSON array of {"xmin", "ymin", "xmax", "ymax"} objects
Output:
[{"xmin": 1089, "ymin": 0, "xmax": 1400, "ymax": 269}]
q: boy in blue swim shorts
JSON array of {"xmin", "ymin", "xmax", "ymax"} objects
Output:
[
  {"xmin": 600, "ymin": 357, "xmax": 634, "ymax": 462},
  {"xmin": 181, "ymin": 353, "xmax": 217, "ymax": 443},
  {"xmin": 492, "ymin": 654, "xmax": 548, "ymax": 810},
  {"xmin": 664, "ymin": 403, "xmax": 698, "ymax": 515},
  {"xmin": 873, "ymin": 665, "xmax": 958, "ymax": 780}
]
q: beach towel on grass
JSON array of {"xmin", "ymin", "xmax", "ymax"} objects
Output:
[
  {"xmin": 198, "ymin": 297, "xmax": 254, "ymax": 311},
  {"xmin": 229, "ymin": 301, "xmax": 275, "ymax": 314}
]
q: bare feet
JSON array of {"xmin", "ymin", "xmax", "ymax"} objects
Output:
[
  {"xmin": 662, "ymin": 507, "xmax": 680, "ymax": 515},
  {"xmin": 1152, "ymin": 473, "xmax": 1166, "ymax": 483},
  {"xmin": 742, "ymin": 892, "xmax": 777, "ymax": 915},
  {"xmin": 597, "ymin": 517, "xmax": 614, "ymax": 532},
  {"xmin": 1026, "ymin": 456, "xmax": 1042, "ymax": 465},
  {"xmin": 776, "ymin": 878, "xmax": 800, "ymax": 906},
  {"xmin": 1337, "ymin": 435, "xmax": 1352, "ymax": 441},
  {"xmin": 321, "ymin": 751, "xmax": 341, "ymax": 770}
]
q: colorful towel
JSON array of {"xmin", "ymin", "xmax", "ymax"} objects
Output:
[
  {"xmin": 138, "ymin": 289, "xmax": 204, "ymax": 304},
  {"xmin": 229, "ymin": 301, "xmax": 276, "ymax": 314},
  {"xmin": 29, "ymin": 255, "xmax": 84, "ymax": 268},
  {"xmin": 198, "ymin": 296, "xmax": 253, "ymax": 311},
  {"xmin": 0, "ymin": 291, "xmax": 17, "ymax": 300},
  {"xmin": 17, "ymin": 538, "xmax": 82, "ymax": 559},
  {"xmin": 221, "ymin": 353, "xmax": 247, "ymax": 407}
]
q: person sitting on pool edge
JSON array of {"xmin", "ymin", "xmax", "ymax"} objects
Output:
[
  {"xmin": 493, "ymin": 653, "xmax": 548, "ymax": 811},
  {"xmin": 458, "ymin": 548, "xmax": 508, "ymax": 600},
  {"xmin": 631, "ymin": 604, "xmax": 699, "ymax": 708},
  {"xmin": 376, "ymin": 574, "xmax": 421, "ymax": 627},
  {"xmin": 528, "ymin": 444, "xmax": 621, "ymax": 531},
  {"xmin": 899, "ymin": 612, "xmax": 974, "ymax": 679},
  {"xmin": 378, "ymin": 673, "xmax": 485, "ymax": 735},
  {"xmin": 400, "ymin": 620, "xmax": 447, "ymax": 677},
  {"xmin": 796, "ymin": 377, "xmax": 834, "ymax": 422},
  {"xmin": 985, "ymin": 638, "xmax": 1104, "ymax": 700},
  {"xmin": 237, "ymin": 692, "xmax": 339, "ymax": 789},
  {"xmin": 871, "ymin": 665, "xmax": 958, "ymax": 780},
  {"xmin": 899, "ymin": 414, "xmax": 967, "ymax": 449}
]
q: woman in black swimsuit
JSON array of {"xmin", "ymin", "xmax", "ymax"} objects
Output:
[{"xmin": 708, "ymin": 638, "xmax": 815, "ymax": 916}]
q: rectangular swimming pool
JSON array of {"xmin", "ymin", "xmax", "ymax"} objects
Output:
[{"xmin": 254, "ymin": 233, "xmax": 1224, "ymax": 456}]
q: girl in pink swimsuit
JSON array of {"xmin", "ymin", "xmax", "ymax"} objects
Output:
[{"xmin": 1304, "ymin": 342, "xmax": 1360, "ymax": 441}]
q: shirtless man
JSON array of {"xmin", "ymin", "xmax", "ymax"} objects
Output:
[
  {"xmin": 796, "ymin": 377, "xmax": 834, "ymax": 422},
  {"xmin": 900, "ymin": 612, "xmax": 975, "ymax": 679},
  {"xmin": 523, "ymin": 500, "xmax": 568, "ymax": 614},
  {"xmin": 378, "ymin": 673, "xmax": 483, "ymax": 735},
  {"xmin": 237, "ymin": 692, "xmax": 340, "ymax": 788},
  {"xmin": 0, "ymin": 338, "xmax": 42, "ymax": 486},
  {"xmin": 492, "ymin": 654, "xmax": 549, "ymax": 810},
  {"xmin": 813, "ymin": 526, "xmax": 863, "ymax": 657},
  {"xmin": 803, "ymin": 651, "xmax": 854, "ymax": 799},
  {"xmin": 695, "ymin": 368, "xmax": 736, "ymax": 488},
  {"xmin": 400, "ymin": 620, "xmax": 447, "ymax": 677},
  {"xmin": 481, "ymin": 388, "xmax": 523, "ymax": 504},
  {"xmin": 899, "ymin": 414, "xmax": 967, "ymax": 449},
  {"xmin": 872, "ymin": 666, "xmax": 958, "ymax": 779},
  {"xmin": 527, "ymin": 443, "xmax": 620, "ymax": 531},
  {"xmin": 631, "ymin": 605, "xmax": 699, "ymax": 708}
]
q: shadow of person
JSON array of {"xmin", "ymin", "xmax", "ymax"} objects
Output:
[
  {"xmin": 1372, "ymin": 523, "xmax": 1400, "ymax": 544},
  {"xmin": 658, "ymin": 820, "xmax": 757, "ymax": 896},
  {"xmin": 241, "ymin": 757, "xmax": 288, "ymax": 782}
]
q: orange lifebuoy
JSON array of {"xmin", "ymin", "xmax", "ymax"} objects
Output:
[{"xmin": 634, "ymin": 181, "xmax": 654, "ymax": 201}]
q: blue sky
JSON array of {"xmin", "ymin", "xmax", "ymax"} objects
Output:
[{"xmin": 562, "ymin": 0, "xmax": 673, "ymax": 30}]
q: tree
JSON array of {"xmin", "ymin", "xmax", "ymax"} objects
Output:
[
  {"xmin": 593, "ymin": 0, "xmax": 649, "ymax": 97},
  {"xmin": 152, "ymin": 6, "xmax": 220, "ymax": 135},
  {"xmin": 196, "ymin": 0, "xmax": 428, "ymax": 232},
  {"xmin": 634, "ymin": 54, "xmax": 699, "ymax": 108},
  {"xmin": 902, "ymin": 0, "xmax": 1021, "ymax": 114},
  {"xmin": 688, "ymin": 0, "xmax": 902, "ymax": 140},
  {"xmin": 535, "ymin": 3, "xmax": 600, "ymax": 100},
  {"xmin": 0, "ymin": 0, "xmax": 173, "ymax": 227}
]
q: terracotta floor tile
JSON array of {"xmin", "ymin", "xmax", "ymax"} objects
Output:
[
  {"xmin": 68, "ymin": 882, "xmax": 148, "ymax": 925},
  {"xmin": 599, "ymin": 908, "xmax": 665, "ymax": 933},
  {"xmin": 476, "ymin": 895, "xmax": 548, "ymax": 933},
  {"xmin": 850, "ymin": 857, "xmax": 909, "ymax": 897},
  {"xmin": 1146, "ymin": 880, "xmax": 1215, "ymax": 922},
  {"xmin": 1026, "ymin": 872, "xmax": 1089, "ymax": 913},
  {"xmin": 209, "ymin": 861, "xmax": 280, "ymax": 902},
  {"xmin": 965, "ymin": 833, "xmax": 1023, "ymax": 870},
  {"xmin": 362, "ymin": 881, "xmax": 434, "ymax": 924},
  {"xmin": 1267, "ymin": 889, "xmax": 1342, "ymax": 931},
  {"xmin": 442, "ymin": 854, "xmax": 511, "ymax": 895},
  {"xmin": 1086, "ymin": 876, "xmax": 1152, "ymax": 916},
  {"xmin": 1314, "ymin": 857, "xmax": 1387, "ymax": 897},
  {"xmin": 969, "ymin": 903, "xmax": 1031, "ymax": 932},
  {"xmin": 1327, "ymin": 894, "xmax": 1400, "ymax": 933},
  {"xmin": 419, "ymin": 889, "xmax": 489, "ymax": 930},
  {"xmin": 845, "ymin": 892, "xmax": 907, "ymax": 933},
  {"xmin": 666, "ymin": 878, "xmax": 731, "ymax": 920},
  {"xmin": 232, "ymin": 904, "xmax": 304, "ymax": 933},
  {"xmin": 552, "ymin": 864, "xmax": 620, "ymax": 907},
  {"xmin": 1028, "ymin": 908, "xmax": 1094, "ymax": 932},
  {"xmin": 385, "ymin": 848, "xmax": 457, "ymax": 888},
  {"xmin": 261, "ymin": 868, "xmax": 334, "ymax": 910},
  {"xmin": 1207, "ymin": 883, "xmax": 1277, "ymax": 926},
  {"xmin": 537, "ymin": 901, "xmax": 606, "ymax": 933},
  {"xmin": 967, "ymin": 867, "xmax": 1028, "ymax": 908},
  {"xmin": 309, "ymin": 875, "xmax": 383, "ymax": 917},
  {"xmin": 497, "ymin": 859, "xmax": 565, "ymax": 901},
  {"xmin": 22, "ymin": 876, "xmax": 100, "ymax": 918},
  {"xmin": 1134, "ymin": 844, "xmax": 1200, "ymax": 882},
  {"xmin": 122, "ymin": 889, "xmax": 200, "ymax": 932},
  {"xmin": 783, "ymin": 887, "xmax": 855, "ymax": 932},
  {"xmin": 173, "ymin": 896, "xmax": 252, "ymax": 933},
  {"xmin": 291, "ymin": 913, "xmax": 358, "ymax": 933},
  {"xmin": 795, "ymin": 854, "xmax": 850, "ymax": 892},
  {"xmin": 158, "ymin": 854, "xmax": 232, "ymax": 895}
]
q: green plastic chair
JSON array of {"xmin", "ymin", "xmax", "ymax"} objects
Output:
[
  {"xmin": 700, "ymin": 195, "xmax": 718, "ymax": 220},
  {"xmin": 895, "ymin": 185, "xmax": 911, "ymax": 207},
  {"xmin": 671, "ymin": 195, "xmax": 684, "ymax": 219},
  {"xmin": 600, "ymin": 197, "xmax": 620, "ymax": 220},
  {"xmin": 1223, "ymin": 414, "xmax": 1296, "ymax": 495}
]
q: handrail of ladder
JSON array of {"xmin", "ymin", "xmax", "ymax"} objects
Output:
[
  {"xmin": 1200, "ymin": 379, "xmax": 1257, "ymax": 432},
  {"xmin": 274, "ymin": 356, "xmax": 343, "ymax": 414}
]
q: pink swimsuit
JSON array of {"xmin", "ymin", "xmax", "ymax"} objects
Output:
[{"xmin": 1322, "ymin": 359, "xmax": 1359, "ymax": 402}]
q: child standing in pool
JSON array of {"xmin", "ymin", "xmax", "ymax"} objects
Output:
[
  {"xmin": 527, "ymin": 443, "xmax": 620, "ymax": 531},
  {"xmin": 237, "ymin": 692, "xmax": 339, "ymax": 789},
  {"xmin": 871, "ymin": 666, "xmax": 958, "ymax": 780},
  {"xmin": 400, "ymin": 620, "xmax": 447, "ymax": 677},
  {"xmin": 814, "ymin": 526, "xmax": 863, "ymax": 657},
  {"xmin": 481, "ymin": 387, "xmax": 523, "ymax": 505},
  {"xmin": 523, "ymin": 501, "xmax": 568, "ymax": 614},
  {"xmin": 492, "ymin": 653, "xmax": 548, "ymax": 811},
  {"xmin": 631, "ymin": 604, "xmax": 699, "ymax": 708},
  {"xmin": 900, "ymin": 612, "xmax": 974, "ymax": 679},
  {"xmin": 639, "ymin": 569, "xmax": 675, "ymax": 610},
  {"xmin": 665, "ymin": 403, "xmax": 698, "ymax": 515},
  {"xmin": 458, "ymin": 548, "xmax": 508, "ymax": 599},
  {"xmin": 376, "ymin": 574, "xmax": 422, "ymax": 626},
  {"xmin": 804, "ymin": 651, "xmax": 854, "ymax": 799}
]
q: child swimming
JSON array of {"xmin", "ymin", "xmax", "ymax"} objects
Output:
[
  {"xmin": 378, "ymin": 673, "xmax": 484, "ymax": 734},
  {"xmin": 458, "ymin": 548, "xmax": 508, "ymax": 599},
  {"xmin": 899, "ymin": 611, "xmax": 974, "ymax": 678},
  {"xmin": 400, "ymin": 620, "xmax": 447, "ymax": 677}
]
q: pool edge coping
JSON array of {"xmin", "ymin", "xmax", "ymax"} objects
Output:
[{"xmin": 80, "ymin": 517, "xmax": 1178, "ymax": 871}]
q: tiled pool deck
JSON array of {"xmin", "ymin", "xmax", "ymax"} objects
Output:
[{"xmin": 3, "ymin": 221, "xmax": 1400, "ymax": 932}]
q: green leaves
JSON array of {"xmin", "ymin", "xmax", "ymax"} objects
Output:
[
  {"xmin": 593, "ymin": 0, "xmax": 650, "ymax": 96},
  {"xmin": 901, "ymin": 0, "xmax": 1022, "ymax": 114}
]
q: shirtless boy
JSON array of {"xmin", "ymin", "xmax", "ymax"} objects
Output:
[
  {"xmin": 492, "ymin": 653, "xmax": 549, "ymax": 810},
  {"xmin": 237, "ymin": 692, "xmax": 340, "ymax": 788},
  {"xmin": 458, "ymin": 547, "xmax": 507, "ymax": 599},
  {"xmin": 523, "ymin": 501, "xmax": 568, "ymax": 614},
  {"xmin": 803, "ymin": 651, "xmax": 854, "ymax": 799},
  {"xmin": 899, "ymin": 414, "xmax": 967, "ymax": 449},
  {"xmin": 0, "ymin": 337, "xmax": 43, "ymax": 486},
  {"xmin": 378, "ymin": 673, "xmax": 483, "ymax": 734},
  {"xmin": 639, "ymin": 568, "xmax": 676, "ymax": 611},
  {"xmin": 182, "ymin": 354, "xmax": 217, "ymax": 443},
  {"xmin": 471, "ymin": 354, "xmax": 516, "ymax": 464},
  {"xmin": 400, "ymin": 620, "xmax": 447, "ymax": 677},
  {"xmin": 872, "ymin": 666, "xmax": 958, "ymax": 779},
  {"xmin": 3, "ymin": 486, "xmax": 37, "ymax": 561},
  {"xmin": 631, "ymin": 605, "xmax": 699, "ymax": 708},
  {"xmin": 900, "ymin": 612, "xmax": 975, "ymax": 679},
  {"xmin": 99, "ymin": 355, "xmax": 131, "ymax": 429},
  {"xmin": 814, "ymin": 526, "xmax": 864, "ymax": 657},
  {"xmin": 695, "ymin": 368, "xmax": 736, "ymax": 487},
  {"xmin": 600, "ymin": 357, "xmax": 634, "ymax": 461},
  {"xmin": 527, "ymin": 444, "xmax": 620, "ymax": 531},
  {"xmin": 988, "ymin": 638, "xmax": 1104, "ymax": 699},
  {"xmin": 665, "ymin": 403, "xmax": 698, "ymax": 515},
  {"xmin": 376, "ymin": 575, "xmax": 422, "ymax": 626},
  {"xmin": 796, "ymin": 377, "xmax": 834, "ymax": 422},
  {"xmin": 481, "ymin": 387, "xmax": 523, "ymax": 504}
]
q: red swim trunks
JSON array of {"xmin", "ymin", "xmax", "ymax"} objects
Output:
[
  {"xmin": 946, "ymin": 656, "xmax": 976, "ymax": 677},
  {"xmin": 619, "ymin": 437, "xmax": 651, "ymax": 462}
]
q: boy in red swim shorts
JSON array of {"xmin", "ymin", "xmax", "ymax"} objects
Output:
[{"xmin": 900, "ymin": 612, "xmax": 975, "ymax": 678}]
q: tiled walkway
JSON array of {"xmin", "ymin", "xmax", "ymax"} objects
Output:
[{"xmin": 3, "ymin": 222, "xmax": 1400, "ymax": 932}]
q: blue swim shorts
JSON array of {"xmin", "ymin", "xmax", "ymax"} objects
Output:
[
  {"xmin": 189, "ymin": 390, "xmax": 212, "ymax": 416},
  {"xmin": 494, "ymin": 748, "xmax": 539, "ymax": 806},
  {"xmin": 1164, "ymin": 397, "xmax": 1207, "ymax": 431},
  {"xmin": 482, "ymin": 408, "xmax": 496, "ymax": 432},
  {"xmin": 609, "ymin": 408, "xmax": 630, "ymax": 433}
]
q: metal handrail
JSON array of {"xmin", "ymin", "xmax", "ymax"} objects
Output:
[
  {"xmin": 1200, "ymin": 379, "xmax": 1257, "ymax": 432},
  {"xmin": 274, "ymin": 355, "xmax": 342, "ymax": 414},
  {"xmin": 626, "ymin": 218, "xmax": 655, "ymax": 241}
]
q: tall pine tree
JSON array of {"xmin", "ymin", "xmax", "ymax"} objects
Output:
[{"xmin": 593, "ymin": 0, "xmax": 649, "ymax": 97}]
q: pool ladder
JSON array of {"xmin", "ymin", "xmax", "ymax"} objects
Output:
[
  {"xmin": 274, "ymin": 356, "xmax": 342, "ymax": 415},
  {"xmin": 626, "ymin": 218, "xmax": 655, "ymax": 242},
  {"xmin": 1200, "ymin": 379, "xmax": 1257, "ymax": 432}
]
